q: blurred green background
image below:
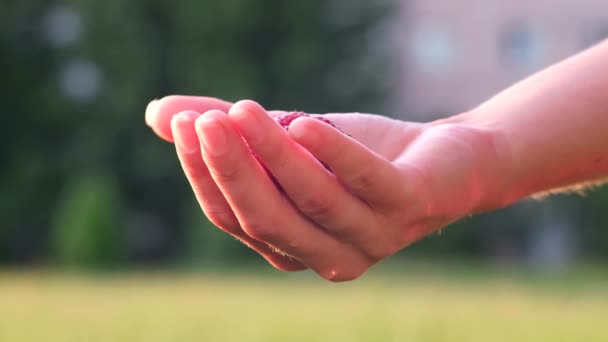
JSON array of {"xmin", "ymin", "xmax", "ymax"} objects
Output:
[{"xmin": 1, "ymin": 0, "xmax": 607, "ymax": 341}]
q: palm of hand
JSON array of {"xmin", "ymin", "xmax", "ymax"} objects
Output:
[
  {"xmin": 274, "ymin": 112, "xmax": 486, "ymax": 259},
  {"xmin": 328, "ymin": 112, "xmax": 489, "ymax": 213},
  {"xmin": 324, "ymin": 112, "xmax": 498, "ymax": 247},
  {"xmin": 323, "ymin": 113, "xmax": 423, "ymax": 162}
]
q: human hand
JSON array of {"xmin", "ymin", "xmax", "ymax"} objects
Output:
[{"xmin": 146, "ymin": 96, "xmax": 506, "ymax": 281}]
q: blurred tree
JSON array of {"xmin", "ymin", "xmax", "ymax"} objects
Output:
[
  {"xmin": 3, "ymin": 0, "xmax": 606, "ymax": 268},
  {"xmin": 1, "ymin": 0, "xmax": 391, "ymax": 266},
  {"xmin": 581, "ymin": 189, "xmax": 608, "ymax": 258},
  {"xmin": 51, "ymin": 172, "xmax": 125, "ymax": 267},
  {"xmin": 1, "ymin": 0, "xmax": 62, "ymax": 263}
]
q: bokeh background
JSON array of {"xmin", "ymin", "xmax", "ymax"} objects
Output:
[{"xmin": 1, "ymin": 0, "xmax": 608, "ymax": 341}]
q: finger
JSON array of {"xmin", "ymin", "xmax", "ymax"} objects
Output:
[
  {"xmin": 146, "ymin": 95, "xmax": 232, "ymax": 142},
  {"xmin": 195, "ymin": 110, "xmax": 371, "ymax": 281},
  {"xmin": 171, "ymin": 110, "xmax": 305, "ymax": 272},
  {"xmin": 288, "ymin": 116, "xmax": 406, "ymax": 206},
  {"xmin": 228, "ymin": 100, "xmax": 392, "ymax": 259}
]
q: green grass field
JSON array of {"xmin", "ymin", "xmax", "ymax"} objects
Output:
[{"xmin": 1, "ymin": 264, "xmax": 607, "ymax": 342}]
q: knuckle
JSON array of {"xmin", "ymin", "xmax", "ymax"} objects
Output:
[
  {"xmin": 244, "ymin": 222, "xmax": 276, "ymax": 241},
  {"xmin": 298, "ymin": 196, "xmax": 333, "ymax": 221},
  {"xmin": 346, "ymin": 167, "xmax": 375, "ymax": 191},
  {"xmin": 210, "ymin": 165, "xmax": 240, "ymax": 184}
]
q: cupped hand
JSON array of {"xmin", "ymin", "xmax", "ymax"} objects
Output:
[{"xmin": 146, "ymin": 96, "xmax": 504, "ymax": 281}]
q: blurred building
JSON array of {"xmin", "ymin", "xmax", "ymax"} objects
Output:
[{"xmin": 393, "ymin": 0, "xmax": 608, "ymax": 119}]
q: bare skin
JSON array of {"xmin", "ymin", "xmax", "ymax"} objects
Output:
[{"xmin": 145, "ymin": 41, "xmax": 608, "ymax": 281}]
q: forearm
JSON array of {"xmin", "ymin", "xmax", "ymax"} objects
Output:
[{"xmin": 458, "ymin": 41, "xmax": 608, "ymax": 206}]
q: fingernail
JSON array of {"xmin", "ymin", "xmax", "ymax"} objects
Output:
[
  {"xmin": 197, "ymin": 117, "xmax": 228, "ymax": 156},
  {"xmin": 289, "ymin": 119, "xmax": 319, "ymax": 149},
  {"xmin": 231, "ymin": 108, "xmax": 263, "ymax": 145},
  {"xmin": 172, "ymin": 114, "xmax": 199, "ymax": 154},
  {"xmin": 145, "ymin": 99, "xmax": 159, "ymax": 127}
]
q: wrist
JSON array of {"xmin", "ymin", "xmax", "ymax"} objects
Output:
[{"xmin": 428, "ymin": 110, "xmax": 522, "ymax": 213}]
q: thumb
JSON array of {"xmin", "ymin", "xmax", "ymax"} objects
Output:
[{"xmin": 145, "ymin": 95, "xmax": 232, "ymax": 142}]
